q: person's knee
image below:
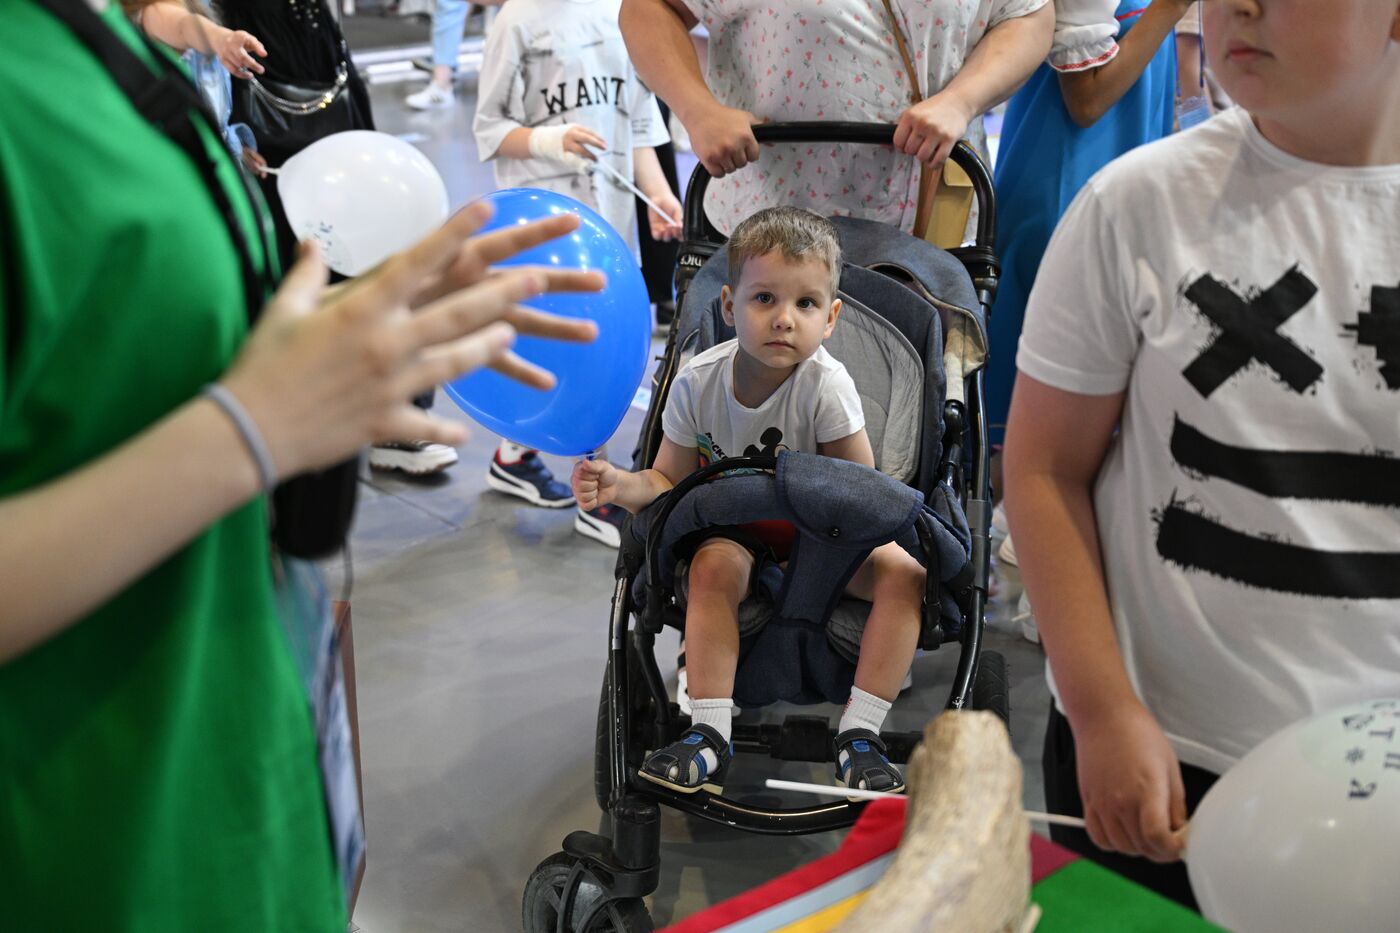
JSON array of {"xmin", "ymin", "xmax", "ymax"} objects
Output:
[
  {"xmin": 688, "ymin": 539, "xmax": 753, "ymax": 603},
  {"xmin": 871, "ymin": 544, "xmax": 925, "ymax": 600}
]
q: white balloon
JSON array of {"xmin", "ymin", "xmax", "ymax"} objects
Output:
[
  {"xmin": 1187, "ymin": 698, "xmax": 1400, "ymax": 932},
  {"xmin": 277, "ymin": 130, "xmax": 449, "ymax": 276}
]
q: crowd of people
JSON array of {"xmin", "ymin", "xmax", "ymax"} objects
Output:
[{"xmin": 1, "ymin": 0, "xmax": 1397, "ymax": 928}]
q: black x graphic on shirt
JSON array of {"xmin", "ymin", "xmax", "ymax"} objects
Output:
[
  {"xmin": 1346, "ymin": 283, "xmax": 1400, "ymax": 390},
  {"xmin": 1181, "ymin": 268, "xmax": 1321, "ymax": 398}
]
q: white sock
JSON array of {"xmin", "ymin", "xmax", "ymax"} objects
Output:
[
  {"xmin": 838, "ymin": 687, "xmax": 892, "ymax": 773},
  {"xmin": 689, "ymin": 698, "xmax": 733, "ymax": 776},
  {"xmin": 498, "ymin": 441, "xmax": 531, "ymax": 463}
]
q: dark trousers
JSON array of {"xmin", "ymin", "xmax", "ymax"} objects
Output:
[
  {"xmin": 1042, "ymin": 705, "xmax": 1218, "ymax": 912},
  {"xmin": 636, "ymin": 101, "xmax": 680, "ymax": 305}
]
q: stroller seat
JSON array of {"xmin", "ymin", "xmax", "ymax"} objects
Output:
[{"xmin": 628, "ymin": 450, "xmax": 972, "ymax": 708}]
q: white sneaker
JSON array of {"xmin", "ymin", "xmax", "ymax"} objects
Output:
[
  {"xmin": 991, "ymin": 502, "xmax": 1009, "ymax": 537},
  {"xmin": 405, "ymin": 83, "xmax": 454, "ymax": 110},
  {"xmin": 1014, "ymin": 591, "xmax": 1040, "ymax": 645},
  {"xmin": 997, "ymin": 533, "xmax": 1018, "ymax": 567},
  {"xmin": 368, "ymin": 440, "xmax": 458, "ymax": 474}
]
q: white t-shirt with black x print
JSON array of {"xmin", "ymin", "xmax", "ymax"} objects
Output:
[
  {"xmin": 662, "ymin": 340, "xmax": 865, "ymax": 467},
  {"xmin": 1019, "ymin": 106, "xmax": 1400, "ymax": 775}
]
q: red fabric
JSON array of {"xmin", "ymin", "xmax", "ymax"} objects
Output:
[
  {"xmin": 741, "ymin": 520, "xmax": 797, "ymax": 561},
  {"xmin": 659, "ymin": 800, "xmax": 905, "ymax": 933},
  {"xmin": 659, "ymin": 799, "xmax": 1082, "ymax": 932}
]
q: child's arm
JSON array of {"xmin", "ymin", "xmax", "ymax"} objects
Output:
[
  {"xmin": 571, "ymin": 438, "xmax": 697, "ymax": 513},
  {"xmin": 1056, "ymin": 0, "xmax": 1193, "ymax": 128},
  {"xmin": 817, "ymin": 429, "xmax": 876, "ymax": 470},
  {"xmin": 1003, "ymin": 375, "xmax": 1187, "ymax": 863},
  {"xmin": 471, "ymin": 13, "xmax": 604, "ymax": 170},
  {"xmin": 632, "ymin": 147, "xmax": 683, "ymax": 241},
  {"xmin": 139, "ymin": 2, "xmax": 266, "ymax": 77},
  {"xmin": 493, "ymin": 125, "xmax": 607, "ymax": 162}
]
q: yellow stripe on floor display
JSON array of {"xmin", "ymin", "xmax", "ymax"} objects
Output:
[{"xmin": 770, "ymin": 891, "xmax": 872, "ymax": 933}]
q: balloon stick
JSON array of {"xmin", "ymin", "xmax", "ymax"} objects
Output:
[
  {"xmin": 764, "ymin": 779, "xmax": 1087, "ymax": 828},
  {"xmin": 584, "ymin": 148, "xmax": 682, "ymax": 228}
]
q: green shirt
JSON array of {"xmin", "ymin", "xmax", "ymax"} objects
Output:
[{"xmin": 0, "ymin": 4, "xmax": 345, "ymax": 929}]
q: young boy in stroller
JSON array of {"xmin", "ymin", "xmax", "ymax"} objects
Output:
[{"xmin": 573, "ymin": 206, "xmax": 925, "ymax": 798}]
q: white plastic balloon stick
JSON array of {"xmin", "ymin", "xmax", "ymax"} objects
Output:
[
  {"xmin": 584, "ymin": 147, "xmax": 682, "ymax": 228},
  {"xmin": 764, "ymin": 779, "xmax": 1087, "ymax": 828}
]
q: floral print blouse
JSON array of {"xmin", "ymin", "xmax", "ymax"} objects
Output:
[{"xmin": 681, "ymin": 0, "xmax": 1049, "ymax": 233}]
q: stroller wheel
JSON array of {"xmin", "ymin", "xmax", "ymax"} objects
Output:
[
  {"xmin": 972, "ymin": 650, "xmax": 1011, "ymax": 734},
  {"xmin": 522, "ymin": 852, "xmax": 653, "ymax": 933}
]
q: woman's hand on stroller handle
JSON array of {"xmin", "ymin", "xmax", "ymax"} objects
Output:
[{"xmin": 686, "ymin": 101, "xmax": 762, "ymax": 177}]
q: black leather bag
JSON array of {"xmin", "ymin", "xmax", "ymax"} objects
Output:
[{"xmin": 237, "ymin": 58, "xmax": 355, "ymax": 155}]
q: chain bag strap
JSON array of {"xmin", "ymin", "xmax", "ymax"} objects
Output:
[{"xmin": 234, "ymin": 41, "xmax": 356, "ymax": 155}]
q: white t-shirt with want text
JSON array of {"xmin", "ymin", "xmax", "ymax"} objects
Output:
[
  {"xmin": 472, "ymin": 0, "xmax": 669, "ymax": 238},
  {"xmin": 663, "ymin": 341, "xmax": 865, "ymax": 466},
  {"xmin": 1018, "ymin": 106, "xmax": 1400, "ymax": 773}
]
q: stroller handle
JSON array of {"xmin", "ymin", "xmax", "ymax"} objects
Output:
[{"xmin": 680, "ymin": 122, "xmax": 996, "ymax": 249}]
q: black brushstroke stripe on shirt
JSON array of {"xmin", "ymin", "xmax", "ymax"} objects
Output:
[
  {"xmin": 1170, "ymin": 417, "xmax": 1400, "ymax": 507},
  {"xmin": 1156, "ymin": 504, "xmax": 1400, "ymax": 599}
]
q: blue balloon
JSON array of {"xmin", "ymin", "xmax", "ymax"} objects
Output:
[{"xmin": 443, "ymin": 188, "xmax": 651, "ymax": 456}]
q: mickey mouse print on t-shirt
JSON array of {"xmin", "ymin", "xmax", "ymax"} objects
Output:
[{"xmin": 1155, "ymin": 265, "xmax": 1400, "ymax": 600}]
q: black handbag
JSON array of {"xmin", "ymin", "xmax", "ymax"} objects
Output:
[
  {"xmin": 237, "ymin": 53, "xmax": 356, "ymax": 154},
  {"xmin": 40, "ymin": 0, "xmax": 360, "ymax": 560}
]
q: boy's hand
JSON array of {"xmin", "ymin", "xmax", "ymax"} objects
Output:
[
  {"xmin": 563, "ymin": 126, "xmax": 608, "ymax": 161},
  {"xmin": 241, "ymin": 147, "xmax": 270, "ymax": 178},
  {"xmin": 1073, "ymin": 702, "xmax": 1189, "ymax": 864},
  {"xmin": 646, "ymin": 190, "xmax": 683, "ymax": 241},
  {"xmin": 572, "ymin": 458, "xmax": 618, "ymax": 510}
]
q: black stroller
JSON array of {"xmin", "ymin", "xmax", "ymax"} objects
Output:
[{"xmin": 523, "ymin": 123, "xmax": 1005, "ymax": 933}]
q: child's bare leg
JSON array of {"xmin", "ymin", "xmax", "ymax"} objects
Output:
[
  {"xmin": 847, "ymin": 542, "xmax": 925, "ymax": 701},
  {"xmin": 638, "ymin": 538, "xmax": 752, "ymax": 792},
  {"xmin": 834, "ymin": 542, "xmax": 924, "ymax": 794},
  {"xmin": 683, "ymin": 537, "xmax": 754, "ymax": 701}
]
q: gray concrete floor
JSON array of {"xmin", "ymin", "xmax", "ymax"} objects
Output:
[{"xmin": 329, "ymin": 77, "xmax": 1051, "ymax": 933}]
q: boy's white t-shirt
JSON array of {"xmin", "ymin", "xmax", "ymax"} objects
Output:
[
  {"xmin": 1018, "ymin": 106, "xmax": 1400, "ymax": 774},
  {"xmin": 472, "ymin": 0, "xmax": 669, "ymax": 238},
  {"xmin": 663, "ymin": 341, "xmax": 865, "ymax": 466}
]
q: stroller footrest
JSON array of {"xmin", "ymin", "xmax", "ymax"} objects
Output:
[{"xmin": 730, "ymin": 718, "xmax": 927, "ymax": 764}]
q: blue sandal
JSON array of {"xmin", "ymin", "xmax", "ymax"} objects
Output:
[
  {"xmin": 834, "ymin": 728, "xmax": 905, "ymax": 800},
  {"xmin": 638, "ymin": 724, "xmax": 732, "ymax": 795}
]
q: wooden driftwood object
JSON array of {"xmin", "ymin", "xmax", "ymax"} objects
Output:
[{"xmin": 834, "ymin": 711, "xmax": 1030, "ymax": 932}]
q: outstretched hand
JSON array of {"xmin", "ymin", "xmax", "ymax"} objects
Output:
[
  {"xmin": 222, "ymin": 203, "xmax": 602, "ymax": 480},
  {"xmin": 572, "ymin": 458, "xmax": 619, "ymax": 511}
]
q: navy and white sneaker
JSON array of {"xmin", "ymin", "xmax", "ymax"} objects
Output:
[
  {"xmin": 486, "ymin": 450, "xmax": 575, "ymax": 508},
  {"xmin": 575, "ymin": 504, "xmax": 627, "ymax": 548}
]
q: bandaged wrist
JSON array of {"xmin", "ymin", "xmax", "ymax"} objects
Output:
[
  {"xmin": 527, "ymin": 125, "xmax": 590, "ymax": 173},
  {"xmin": 202, "ymin": 382, "xmax": 278, "ymax": 491}
]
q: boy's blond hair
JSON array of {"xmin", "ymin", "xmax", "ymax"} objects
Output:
[{"xmin": 728, "ymin": 207, "xmax": 842, "ymax": 295}]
